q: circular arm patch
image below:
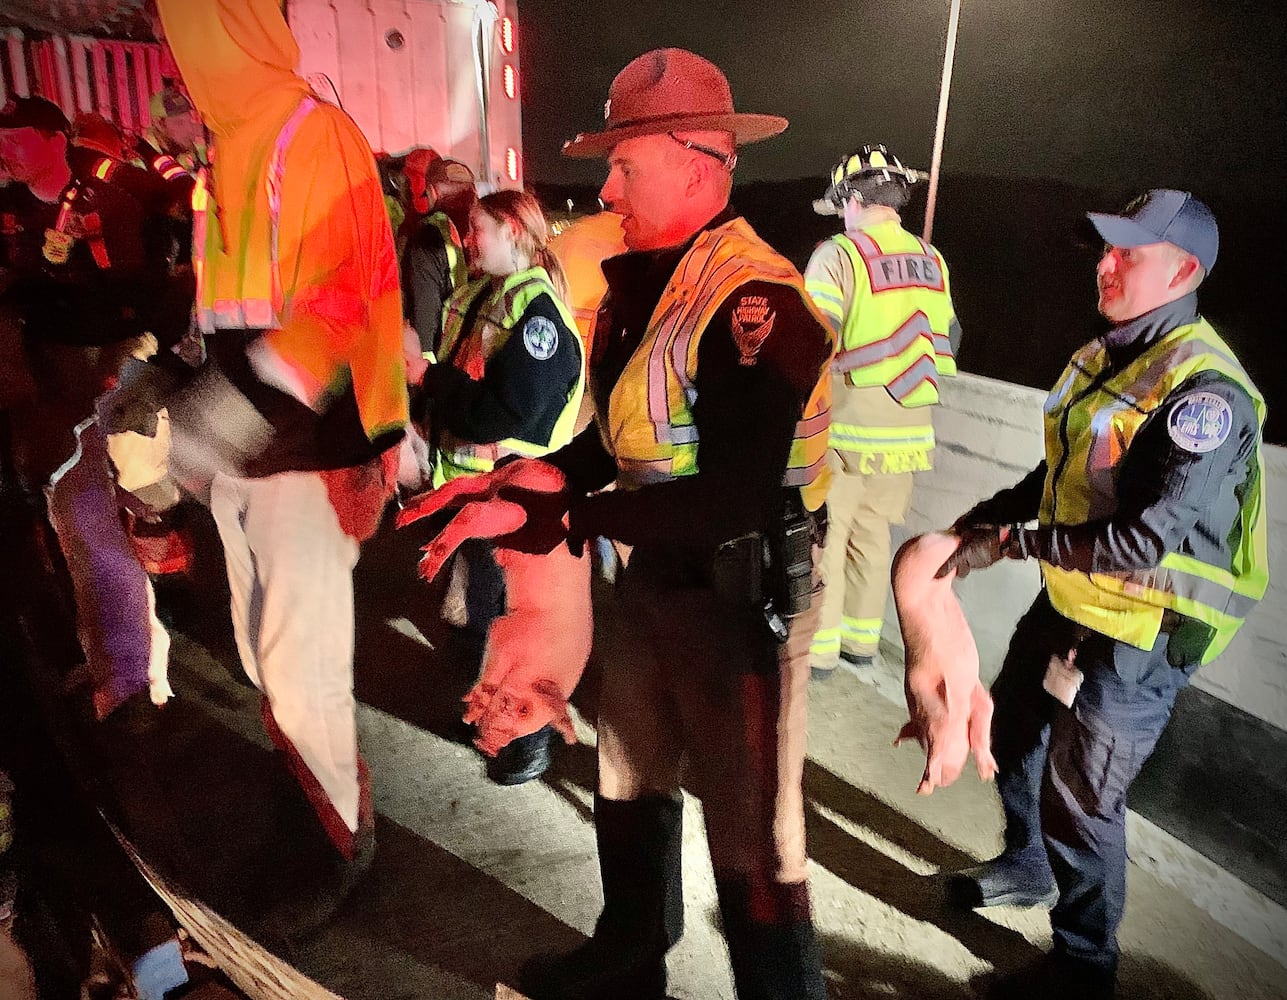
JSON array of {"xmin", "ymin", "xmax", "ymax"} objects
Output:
[
  {"xmin": 1167, "ymin": 391, "xmax": 1232, "ymax": 453},
  {"xmin": 522, "ymin": 316, "xmax": 559, "ymax": 360}
]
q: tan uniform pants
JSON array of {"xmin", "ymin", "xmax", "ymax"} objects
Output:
[
  {"xmin": 597, "ymin": 544, "xmax": 821, "ymax": 888},
  {"xmin": 811, "ymin": 451, "xmax": 914, "ymax": 667}
]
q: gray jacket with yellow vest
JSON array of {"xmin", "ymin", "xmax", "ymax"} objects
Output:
[{"xmin": 991, "ymin": 294, "xmax": 1267, "ymax": 666}]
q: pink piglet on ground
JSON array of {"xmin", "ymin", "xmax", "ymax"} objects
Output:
[{"xmin": 891, "ymin": 531, "xmax": 999, "ymax": 795}]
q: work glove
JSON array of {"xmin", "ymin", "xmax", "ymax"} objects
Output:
[
  {"xmin": 934, "ymin": 525, "xmax": 1015, "ymax": 580},
  {"xmin": 951, "ymin": 501, "xmax": 997, "ymax": 533}
]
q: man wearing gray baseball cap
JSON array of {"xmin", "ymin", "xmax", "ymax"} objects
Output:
[{"xmin": 937, "ymin": 189, "xmax": 1267, "ymax": 999}]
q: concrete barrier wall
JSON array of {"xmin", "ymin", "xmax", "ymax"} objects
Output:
[{"xmin": 886, "ymin": 373, "xmax": 1287, "ymax": 732}]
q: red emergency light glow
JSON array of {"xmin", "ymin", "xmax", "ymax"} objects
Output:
[
  {"xmin": 504, "ymin": 64, "xmax": 517, "ymax": 99},
  {"xmin": 501, "ymin": 17, "xmax": 515, "ymax": 53},
  {"xmin": 506, "ymin": 147, "xmax": 518, "ymax": 181}
]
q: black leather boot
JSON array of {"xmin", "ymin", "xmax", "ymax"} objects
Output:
[
  {"xmin": 518, "ymin": 794, "xmax": 682, "ymax": 1000},
  {"xmin": 487, "ymin": 725, "xmax": 553, "ymax": 786},
  {"xmin": 717, "ymin": 877, "xmax": 826, "ymax": 1000}
]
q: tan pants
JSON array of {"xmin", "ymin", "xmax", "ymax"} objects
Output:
[
  {"xmin": 598, "ymin": 545, "xmax": 821, "ymax": 887},
  {"xmin": 210, "ymin": 470, "xmax": 363, "ymax": 838},
  {"xmin": 811, "ymin": 452, "xmax": 914, "ymax": 667}
]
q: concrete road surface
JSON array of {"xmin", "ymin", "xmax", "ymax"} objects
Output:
[{"xmin": 91, "ymin": 510, "xmax": 1287, "ymax": 999}]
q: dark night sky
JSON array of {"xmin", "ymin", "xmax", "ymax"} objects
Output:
[{"xmin": 518, "ymin": 0, "xmax": 1287, "ymax": 199}]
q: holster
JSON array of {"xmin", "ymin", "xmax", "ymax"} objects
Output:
[
  {"xmin": 709, "ymin": 532, "xmax": 766, "ymax": 608},
  {"xmin": 767, "ymin": 490, "xmax": 817, "ymax": 619}
]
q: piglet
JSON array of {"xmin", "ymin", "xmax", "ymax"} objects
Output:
[
  {"xmin": 397, "ymin": 460, "xmax": 593, "ymax": 755},
  {"xmin": 891, "ymin": 532, "xmax": 998, "ymax": 795},
  {"xmin": 462, "ymin": 544, "xmax": 591, "ymax": 754}
]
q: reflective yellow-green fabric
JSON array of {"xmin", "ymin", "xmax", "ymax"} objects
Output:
[
  {"xmin": 434, "ymin": 266, "xmax": 585, "ymax": 484},
  {"xmin": 604, "ymin": 218, "xmax": 835, "ymax": 512},
  {"xmin": 426, "ymin": 211, "xmax": 468, "ymax": 293},
  {"xmin": 1039, "ymin": 318, "xmax": 1267, "ymax": 664},
  {"xmin": 809, "ymin": 224, "xmax": 956, "ymax": 411}
]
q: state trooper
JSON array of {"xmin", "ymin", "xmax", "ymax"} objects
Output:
[
  {"xmin": 940, "ymin": 190, "xmax": 1267, "ymax": 1000},
  {"xmin": 517, "ymin": 49, "xmax": 835, "ymax": 1000}
]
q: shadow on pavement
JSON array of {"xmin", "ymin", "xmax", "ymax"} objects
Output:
[
  {"xmin": 803, "ymin": 759, "xmax": 1044, "ymax": 972},
  {"xmin": 820, "ymin": 929, "xmax": 975, "ymax": 999}
]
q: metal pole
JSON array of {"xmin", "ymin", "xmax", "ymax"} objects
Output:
[{"xmin": 923, "ymin": 0, "xmax": 963, "ymax": 243}]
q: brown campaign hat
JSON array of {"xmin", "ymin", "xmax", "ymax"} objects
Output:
[{"xmin": 562, "ymin": 48, "xmax": 787, "ymax": 159}]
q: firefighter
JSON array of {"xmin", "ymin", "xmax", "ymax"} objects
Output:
[
  {"xmin": 71, "ymin": 112, "xmax": 200, "ymax": 579},
  {"xmin": 142, "ymin": 83, "xmax": 208, "ymax": 179},
  {"xmin": 516, "ymin": 49, "xmax": 834, "ymax": 1000},
  {"xmin": 419, "ymin": 188, "xmax": 585, "ymax": 784},
  {"xmin": 0, "ymin": 95, "xmax": 177, "ymax": 718},
  {"xmin": 805, "ymin": 145, "xmax": 959, "ymax": 678},
  {"xmin": 940, "ymin": 190, "xmax": 1267, "ymax": 999}
]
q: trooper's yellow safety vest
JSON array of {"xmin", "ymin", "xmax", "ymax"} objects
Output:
[
  {"xmin": 434, "ymin": 266, "xmax": 585, "ymax": 484},
  {"xmin": 1040, "ymin": 318, "xmax": 1268, "ymax": 664},
  {"xmin": 805, "ymin": 224, "xmax": 957, "ymax": 468},
  {"xmin": 604, "ymin": 218, "xmax": 835, "ymax": 512}
]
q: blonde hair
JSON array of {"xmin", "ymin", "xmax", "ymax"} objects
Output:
[{"xmin": 477, "ymin": 189, "xmax": 570, "ymax": 305}]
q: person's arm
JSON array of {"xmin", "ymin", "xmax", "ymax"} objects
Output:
[
  {"xmin": 542, "ymin": 425, "xmax": 619, "ymax": 495},
  {"xmin": 939, "ymin": 251, "xmax": 963, "ymax": 357},
  {"xmin": 428, "ymin": 293, "xmax": 581, "ymax": 446},
  {"xmin": 802, "ymin": 239, "xmax": 850, "ymax": 337},
  {"xmin": 270, "ymin": 105, "xmax": 408, "ymax": 438},
  {"xmin": 954, "ymin": 463, "xmax": 1048, "ymax": 529},
  {"xmin": 569, "ymin": 280, "xmax": 831, "ymax": 548},
  {"xmin": 1013, "ymin": 374, "xmax": 1259, "ymax": 572}
]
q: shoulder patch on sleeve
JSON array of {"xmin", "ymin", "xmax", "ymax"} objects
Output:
[
  {"xmin": 1167, "ymin": 391, "xmax": 1233, "ymax": 453},
  {"xmin": 521, "ymin": 315, "xmax": 559, "ymax": 360},
  {"xmin": 730, "ymin": 294, "xmax": 776, "ymax": 366}
]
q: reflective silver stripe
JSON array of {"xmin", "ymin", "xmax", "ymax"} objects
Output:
[
  {"xmin": 200, "ymin": 298, "xmax": 276, "ymax": 332},
  {"xmin": 932, "ymin": 330, "xmax": 953, "ymax": 357},
  {"xmin": 266, "ymin": 97, "xmax": 318, "ymax": 300},
  {"xmin": 1114, "ymin": 564, "xmax": 1257, "ymax": 619},
  {"xmin": 886, "ymin": 354, "xmax": 940, "ymax": 402},
  {"xmin": 833, "ymin": 311, "xmax": 932, "ymax": 373},
  {"xmin": 646, "ymin": 299, "xmax": 681, "ymax": 444},
  {"xmin": 1117, "ymin": 337, "xmax": 1240, "ymax": 409},
  {"xmin": 783, "ymin": 453, "xmax": 827, "ymax": 486},
  {"xmin": 848, "ymin": 232, "xmax": 881, "ymax": 256},
  {"xmin": 796, "ymin": 410, "xmax": 830, "ymax": 437}
]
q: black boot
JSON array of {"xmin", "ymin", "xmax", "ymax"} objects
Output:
[
  {"xmin": 518, "ymin": 794, "xmax": 682, "ymax": 1000},
  {"xmin": 487, "ymin": 725, "xmax": 553, "ymax": 786},
  {"xmin": 948, "ymin": 852, "xmax": 1058, "ymax": 909},
  {"xmin": 717, "ymin": 877, "xmax": 826, "ymax": 1000}
]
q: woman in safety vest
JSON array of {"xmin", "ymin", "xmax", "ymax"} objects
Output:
[{"xmin": 418, "ymin": 189, "xmax": 586, "ymax": 784}]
